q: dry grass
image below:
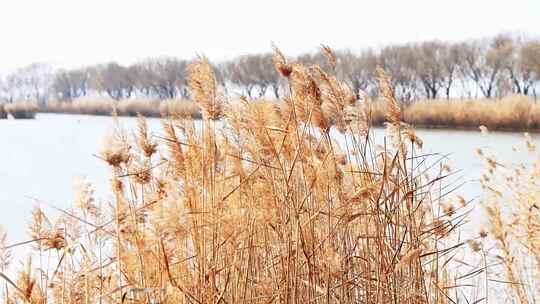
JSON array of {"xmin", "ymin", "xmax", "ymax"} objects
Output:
[
  {"xmin": 37, "ymin": 95, "xmax": 540, "ymax": 133},
  {"xmin": 0, "ymin": 104, "xmax": 7, "ymax": 119},
  {"xmin": 474, "ymin": 133, "xmax": 540, "ymax": 302},
  {"xmin": 4, "ymin": 102, "xmax": 38, "ymax": 119},
  {"xmin": 159, "ymin": 99, "xmax": 203, "ymax": 119},
  {"xmin": 42, "ymin": 98, "xmax": 116, "ymax": 116},
  {"xmin": 41, "ymin": 98, "xmax": 202, "ymax": 118},
  {"xmin": 0, "ymin": 51, "xmax": 474, "ymax": 303},
  {"xmin": 366, "ymin": 95, "xmax": 540, "ymax": 131},
  {"xmin": 116, "ymin": 99, "xmax": 161, "ymax": 117}
]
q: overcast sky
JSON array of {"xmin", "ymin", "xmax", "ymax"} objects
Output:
[{"xmin": 0, "ymin": 0, "xmax": 538, "ymax": 73}]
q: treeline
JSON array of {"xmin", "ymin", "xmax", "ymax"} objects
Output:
[{"xmin": 1, "ymin": 33, "xmax": 539, "ymax": 103}]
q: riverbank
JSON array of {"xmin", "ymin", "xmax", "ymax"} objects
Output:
[
  {"xmin": 4, "ymin": 95, "xmax": 540, "ymax": 133},
  {"xmin": 367, "ymin": 95, "xmax": 540, "ymax": 132},
  {"xmin": 1, "ymin": 102, "xmax": 38, "ymax": 119},
  {"xmin": 39, "ymin": 98, "xmax": 202, "ymax": 118},
  {"xmin": 1, "ymin": 55, "xmax": 538, "ymax": 302}
]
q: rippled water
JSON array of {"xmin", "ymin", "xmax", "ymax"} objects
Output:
[{"xmin": 1, "ymin": 113, "xmax": 538, "ymax": 246}]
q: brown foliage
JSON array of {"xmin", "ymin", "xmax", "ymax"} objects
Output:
[{"xmin": 1, "ymin": 53, "xmax": 468, "ymax": 304}]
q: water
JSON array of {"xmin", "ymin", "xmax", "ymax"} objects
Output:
[{"xmin": 0, "ymin": 113, "xmax": 538, "ymax": 247}]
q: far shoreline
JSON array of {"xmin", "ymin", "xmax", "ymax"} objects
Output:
[
  {"xmin": 4, "ymin": 95, "xmax": 540, "ymax": 134},
  {"xmin": 24, "ymin": 111, "xmax": 540, "ymax": 134}
]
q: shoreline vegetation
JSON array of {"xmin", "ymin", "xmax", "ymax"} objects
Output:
[
  {"xmin": 39, "ymin": 98, "xmax": 203, "ymax": 119},
  {"xmin": 370, "ymin": 94, "xmax": 540, "ymax": 132},
  {"xmin": 2, "ymin": 102, "xmax": 38, "ymax": 119},
  {"xmin": 0, "ymin": 49, "xmax": 474, "ymax": 303},
  {"xmin": 0, "ymin": 47, "xmax": 539, "ymax": 303},
  {"xmin": 3, "ymin": 94, "xmax": 540, "ymax": 132}
]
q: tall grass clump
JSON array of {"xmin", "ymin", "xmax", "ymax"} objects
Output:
[
  {"xmin": 43, "ymin": 98, "xmax": 117, "ymax": 116},
  {"xmin": 475, "ymin": 133, "xmax": 540, "ymax": 302},
  {"xmin": 5, "ymin": 102, "xmax": 38, "ymax": 119},
  {"xmin": 0, "ymin": 104, "xmax": 7, "ymax": 119},
  {"xmin": 367, "ymin": 95, "xmax": 540, "ymax": 132},
  {"xmin": 116, "ymin": 98, "xmax": 161, "ymax": 117},
  {"xmin": 404, "ymin": 95, "xmax": 540, "ymax": 131},
  {"xmin": 0, "ymin": 50, "xmax": 473, "ymax": 303},
  {"xmin": 42, "ymin": 98, "xmax": 202, "ymax": 118},
  {"xmin": 159, "ymin": 99, "xmax": 202, "ymax": 118}
]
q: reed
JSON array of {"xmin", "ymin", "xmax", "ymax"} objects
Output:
[
  {"xmin": 4, "ymin": 102, "xmax": 38, "ymax": 119},
  {"xmin": 474, "ymin": 132, "xmax": 540, "ymax": 303},
  {"xmin": 366, "ymin": 95, "xmax": 540, "ymax": 131},
  {"xmin": 35, "ymin": 95, "xmax": 540, "ymax": 133},
  {"xmin": 1, "ymin": 49, "xmax": 472, "ymax": 303},
  {"xmin": 116, "ymin": 98, "xmax": 161, "ymax": 117},
  {"xmin": 42, "ymin": 98, "xmax": 116, "ymax": 116},
  {"xmin": 41, "ymin": 98, "xmax": 202, "ymax": 118},
  {"xmin": 159, "ymin": 99, "xmax": 203, "ymax": 119},
  {"xmin": 0, "ymin": 104, "xmax": 7, "ymax": 119}
]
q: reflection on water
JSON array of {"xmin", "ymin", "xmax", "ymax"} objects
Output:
[{"xmin": 0, "ymin": 114, "xmax": 538, "ymax": 245}]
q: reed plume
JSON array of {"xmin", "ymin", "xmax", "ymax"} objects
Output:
[
  {"xmin": 187, "ymin": 57, "xmax": 224, "ymax": 120},
  {"xmin": 0, "ymin": 104, "xmax": 7, "ymax": 119},
  {"xmin": 1, "ymin": 49, "xmax": 471, "ymax": 304},
  {"xmin": 272, "ymin": 45, "xmax": 292, "ymax": 78},
  {"xmin": 478, "ymin": 136, "xmax": 540, "ymax": 302},
  {"xmin": 376, "ymin": 67, "xmax": 401, "ymax": 125}
]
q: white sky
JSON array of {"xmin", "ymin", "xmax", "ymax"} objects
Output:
[{"xmin": 0, "ymin": 0, "xmax": 538, "ymax": 73}]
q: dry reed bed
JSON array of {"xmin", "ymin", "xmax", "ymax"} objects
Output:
[
  {"xmin": 367, "ymin": 95, "xmax": 540, "ymax": 131},
  {"xmin": 42, "ymin": 98, "xmax": 202, "ymax": 118},
  {"xmin": 472, "ymin": 133, "xmax": 540, "ymax": 302},
  {"xmin": 0, "ymin": 104, "xmax": 6, "ymax": 119},
  {"xmin": 0, "ymin": 50, "xmax": 474, "ymax": 303},
  {"xmin": 38, "ymin": 95, "xmax": 540, "ymax": 133},
  {"xmin": 3, "ymin": 102, "xmax": 38, "ymax": 119}
]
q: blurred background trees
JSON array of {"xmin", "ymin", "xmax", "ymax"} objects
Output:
[{"xmin": 0, "ymin": 32, "xmax": 539, "ymax": 103}]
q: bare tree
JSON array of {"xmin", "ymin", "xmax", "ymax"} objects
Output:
[
  {"xmin": 3, "ymin": 63, "xmax": 54, "ymax": 103},
  {"xmin": 458, "ymin": 38, "xmax": 510, "ymax": 98},
  {"xmin": 0, "ymin": 77, "xmax": 17, "ymax": 102},
  {"xmin": 0, "ymin": 74, "xmax": 19, "ymax": 102},
  {"xmin": 93, "ymin": 63, "xmax": 135, "ymax": 100},
  {"xmin": 52, "ymin": 68, "xmax": 90, "ymax": 101},
  {"xmin": 297, "ymin": 51, "xmax": 332, "ymax": 72},
  {"xmin": 439, "ymin": 44, "xmax": 461, "ymax": 99},
  {"xmin": 130, "ymin": 61, "xmax": 155, "ymax": 97},
  {"xmin": 503, "ymin": 37, "xmax": 540, "ymax": 95},
  {"xmin": 336, "ymin": 50, "xmax": 377, "ymax": 98},
  {"xmin": 256, "ymin": 54, "xmax": 281, "ymax": 98},
  {"xmin": 413, "ymin": 41, "xmax": 460, "ymax": 99},
  {"xmin": 2, "ymin": 31, "xmax": 537, "ymax": 105},
  {"xmin": 414, "ymin": 41, "xmax": 445, "ymax": 99},
  {"xmin": 378, "ymin": 44, "xmax": 419, "ymax": 101},
  {"xmin": 147, "ymin": 57, "xmax": 188, "ymax": 99},
  {"xmin": 223, "ymin": 56, "xmax": 258, "ymax": 98},
  {"xmin": 521, "ymin": 40, "xmax": 540, "ymax": 99}
]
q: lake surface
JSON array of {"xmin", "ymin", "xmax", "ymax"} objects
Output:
[{"xmin": 1, "ymin": 113, "xmax": 538, "ymax": 246}]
